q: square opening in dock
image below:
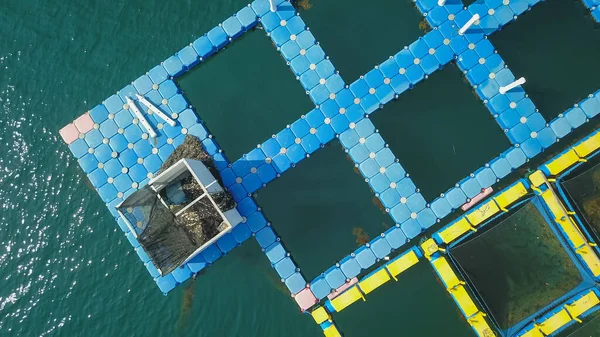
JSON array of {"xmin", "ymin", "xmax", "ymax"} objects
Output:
[
  {"xmin": 255, "ymin": 143, "xmax": 395, "ymax": 280},
  {"xmin": 370, "ymin": 64, "xmax": 511, "ymax": 201},
  {"xmin": 294, "ymin": 0, "xmax": 424, "ymax": 81},
  {"xmin": 489, "ymin": 0, "xmax": 600, "ymax": 120},
  {"xmin": 449, "ymin": 199, "xmax": 585, "ymax": 331},
  {"xmin": 177, "ymin": 29, "xmax": 314, "ymax": 162},
  {"xmin": 332, "ymin": 261, "xmax": 475, "ymax": 337}
]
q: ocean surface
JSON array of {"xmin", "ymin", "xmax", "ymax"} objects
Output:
[{"xmin": 1, "ymin": 0, "xmax": 600, "ymax": 336}]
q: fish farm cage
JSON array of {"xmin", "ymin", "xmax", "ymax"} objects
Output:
[
  {"xmin": 117, "ymin": 137, "xmax": 242, "ymax": 276},
  {"xmin": 58, "ymin": 0, "xmax": 600, "ymax": 336},
  {"xmin": 447, "ymin": 197, "xmax": 594, "ymax": 336}
]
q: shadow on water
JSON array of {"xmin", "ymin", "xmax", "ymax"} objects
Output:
[{"xmin": 83, "ymin": 174, "xmax": 96, "ymax": 192}]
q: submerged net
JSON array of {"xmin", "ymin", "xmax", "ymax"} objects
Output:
[
  {"xmin": 117, "ymin": 135, "xmax": 235, "ymax": 275},
  {"xmin": 450, "ymin": 201, "xmax": 583, "ymax": 331},
  {"xmin": 561, "ymin": 161, "xmax": 600, "ymax": 241}
]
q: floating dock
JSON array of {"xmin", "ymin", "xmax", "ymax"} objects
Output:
[{"xmin": 59, "ymin": 0, "xmax": 600, "ymax": 335}]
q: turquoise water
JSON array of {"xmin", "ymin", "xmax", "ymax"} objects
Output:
[
  {"xmin": 2, "ymin": 0, "xmax": 600, "ymax": 336},
  {"xmin": 0, "ymin": 1, "xmax": 320, "ymax": 336}
]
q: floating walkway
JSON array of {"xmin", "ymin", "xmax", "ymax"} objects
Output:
[
  {"xmin": 432, "ymin": 180, "xmax": 528, "ymax": 245},
  {"xmin": 59, "ymin": 0, "xmax": 600, "ymax": 335}
]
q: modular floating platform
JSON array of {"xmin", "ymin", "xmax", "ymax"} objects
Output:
[{"xmin": 60, "ymin": 0, "xmax": 600, "ymax": 336}]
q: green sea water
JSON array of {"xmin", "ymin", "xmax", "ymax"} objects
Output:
[{"xmin": 2, "ymin": 0, "xmax": 600, "ymax": 337}]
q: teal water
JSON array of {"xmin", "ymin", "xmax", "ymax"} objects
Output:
[
  {"xmin": 2, "ymin": 0, "xmax": 600, "ymax": 337},
  {"xmin": 1, "ymin": 1, "xmax": 321, "ymax": 336}
]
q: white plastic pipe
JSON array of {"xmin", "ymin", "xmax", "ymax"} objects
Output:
[
  {"xmin": 499, "ymin": 77, "xmax": 526, "ymax": 94},
  {"xmin": 126, "ymin": 96, "xmax": 157, "ymax": 138},
  {"xmin": 458, "ymin": 13, "xmax": 480, "ymax": 35},
  {"xmin": 269, "ymin": 0, "xmax": 276, "ymax": 12},
  {"xmin": 136, "ymin": 94, "xmax": 176, "ymax": 127},
  {"xmin": 438, "ymin": 0, "xmax": 446, "ymax": 5}
]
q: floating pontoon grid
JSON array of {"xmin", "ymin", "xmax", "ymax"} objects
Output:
[
  {"xmin": 312, "ymin": 133, "xmax": 600, "ymax": 335},
  {"xmin": 417, "ymin": 130, "xmax": 600, "ymax": 336},
  {"xmin": 285, "ymin": 0, "xmax": 600, "ymax": 306},
  {"xmin": 59, "ymin": 0, "xmax": 600, "ymax": 320},
  {"xmin": 59, "ymin": 0, "xmax": 314, "ymax": 296},
  {"xmin": 423, "ymin": 182, "xmax": 600, "ymax": 336}
]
